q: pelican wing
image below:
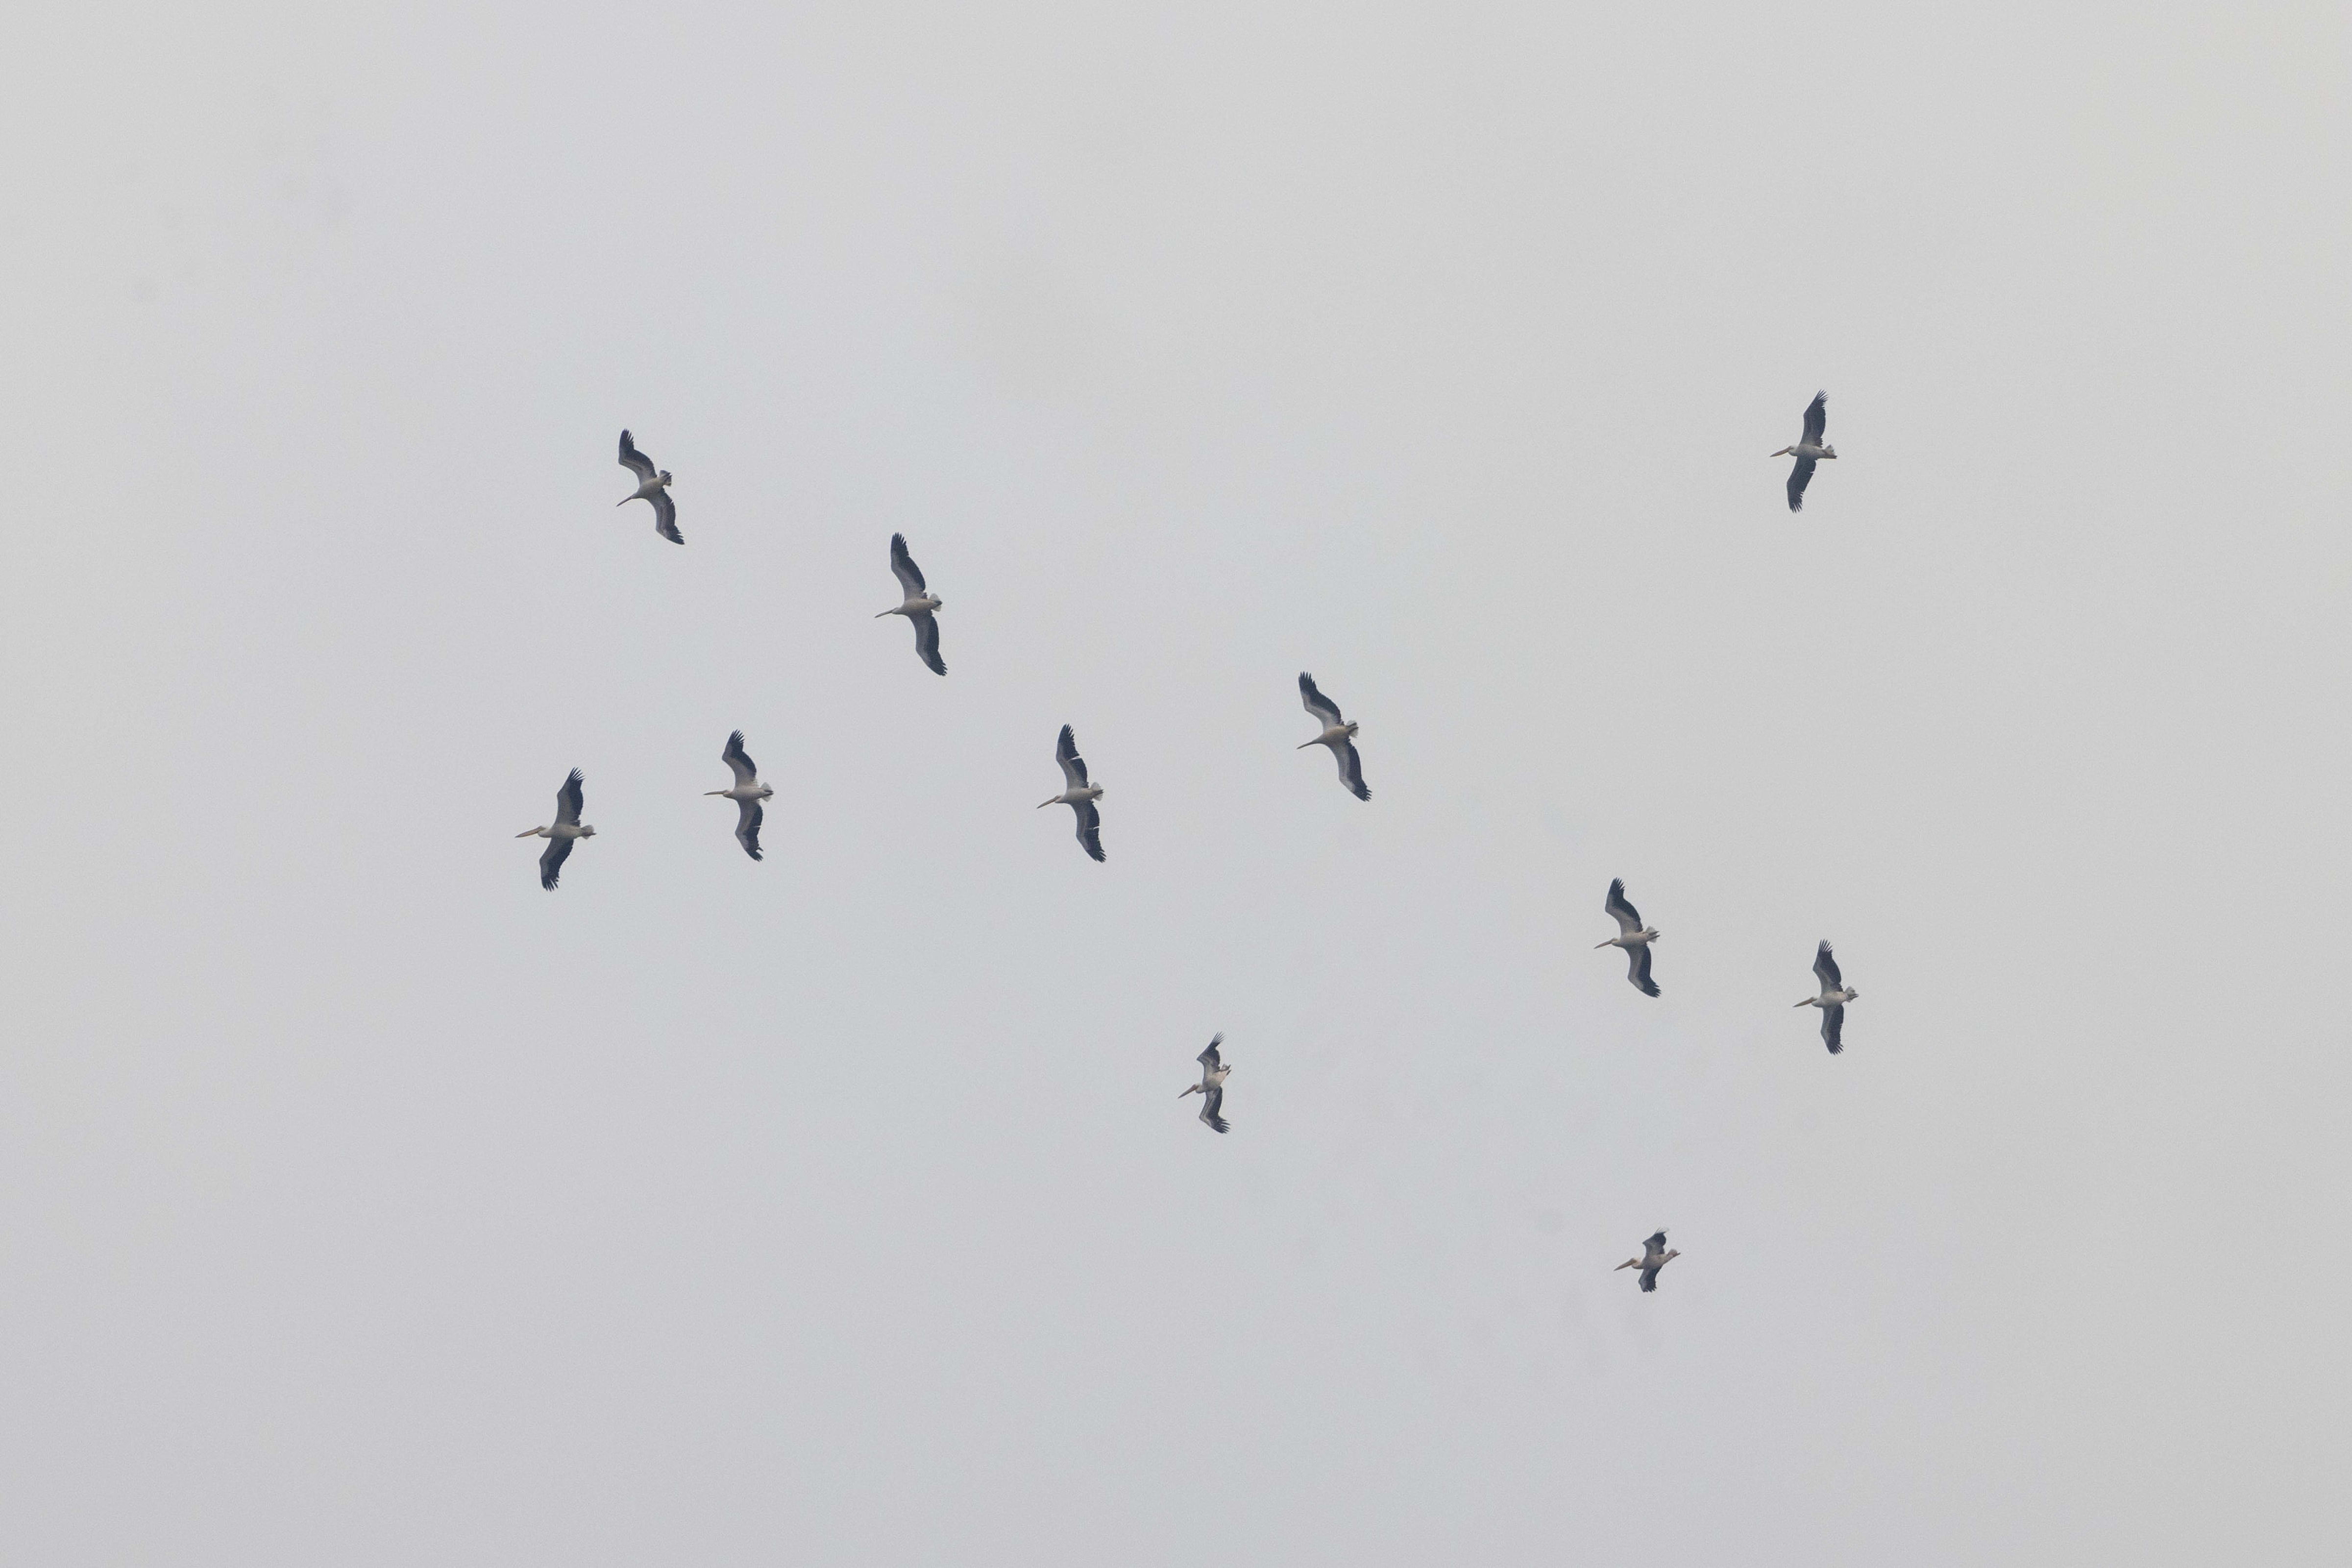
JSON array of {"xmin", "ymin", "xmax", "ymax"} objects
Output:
[
  {"xmin": 1813, "ymin": 941, "xmax": 1843, "ymax": 991},
  {"xmin": 1298, "ymin": 671, "xmax": 1345, "ymax": 728},
  {"xmin": 1335, "ymin": 738, "xmax": 1371, "ymax": 801},
  {"xmin": 539, "ymin": 835, "xmax": 573, "ymax": 891},
  {"xmin": 1639, "ymin": 1263, "xmax": 1660, "ymax": 1292},
  {"xmin": 618, "ymin": 429, "xmax": 657, "ymax": 482},
  {"xmin": 1820, "ymin": 1002, "xmax": 1844, "ymax": 1055},
  {"xmin": 1644, "ymin": 1230, "xmax": 1668, "ymax": 1256},
  {"xmin": 1070, "ymin": 797, "xmax": 1104, "ymax": 862},
  {"xmin": 1200, "ymin": 1084, "xmax": 1229, "ymax": 1134},
  {"xmin": 735, "ymin": 797, "xmax": 764, "ymax": 861},
  {"xmin": 910, "ymin": 609, "xmax": 946, "ymax": 675},
  {"xmin": 889, "ymin": 532, "xmax": 928, "ymax": 597},
  {"xmin": 1197, "ymin": 1033, "xmax": 1225, "ymax": 1072},
  {"xmin": 553, "ymin": 768, "xmax": 585, "ymax": 827},
  {"xmin": 1055, "ymin": 724, "xmax": 1090, "ymax": 790},
  {"xmin": 649, "ymin": 488, "xmax": 682, "ymax": 544},
  {"xmin": 1605, "ymin": 877, "xmax": 1643, "ymax": 935},
  {"xmin": 1626, "ymin": 942, "xmax": 1660, "ymax": 997},
  {"xmin": 1801, "ymin": 391, "xmax": 1828, "ymax": 447},
  {"xmin": 722, "ymin": 730, "xmax": 759, "ymax": 788},
  {"xmin": 1786, "ymin": 454, "xmax": 1817, "ymax": 512}
]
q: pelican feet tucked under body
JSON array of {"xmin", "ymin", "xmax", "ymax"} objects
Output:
[
  {"xmin": 1797, "ymin": 940, "xmax": 1860, "ymax": 1053},
  {"xmin": 1616, "ymin": 1230, "xmax": 1680, "ymax": 1293},
  {"xmin": 1037, "ymin": 724, "xmax": 1104, "ymax": 862},
  {"xmin": 1178, "ymin": 1034, "xmax": 1231, "ymax": 1133},
  {"xmin": 617, "ymin": 429, "xmax": 681, "ymax": 543},
  {"xmin": 1772, "ymin": 391, "xmax": 1836, "ymax": 512},
  {"xmin": 517, "ymin": 768, "xmax": 595, "ymax": 890},
  {"xmin": 706, "ymin": 730, "xmax": 774, "ymax": 861},
  {"xmin": 876, "ymin": 532, "xmax": 945, "ymax": 675},
  {"xmin": 1297, "ymin": 672, "xmax": 1371, "ymax": 800},
  {"xmin": 1596, "ymin": 876, "xmax": 1661, "ymax": 996}
]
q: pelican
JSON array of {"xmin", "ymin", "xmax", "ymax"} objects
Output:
[
  {"xmin": 1771, "ymin": 391, "xmax": 1835, "ymax": 512},
  {"xmin": 706, "ymin": 730, "xmax": 773, "ymax": 862},
  {"xmin": 1615, "ymin": 1230, "xmax": 1680, "ymax": 1293},
  {"xmin": 1036, "ymin": 724, "xmax": 1104, "ymax": 862},
  {"xmin": 1177, "ymin": 1034, "xmax": 1230, "ymax": 1134},
  {"xmin": 1796, "ymin": 940, "xmax": 1859, "ymax": 1054},
  {"xmin": 1297, "ymin": 672, "xmax": 1371, "ymax": 801},
  {"xmin": 517, "ymin": 768, "xmax": 595, "ymax": 890},
  {"xmin": 617, "ymin": 429, "xmax": 681, "ymax": 543},
  {"xmin": 876, "ymin": 533, "xmax": 945, "ymax": 675},
  {"xmin": 1595, "ymin": 877, "xmax": 1661, "ymax": 996}
]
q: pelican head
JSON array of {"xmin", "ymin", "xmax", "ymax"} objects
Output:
[
  {"xmin": 1770, "ymin": 445, "xmax": 1793, "ymax": 458},
  {"xmin": 516, "ymin": 826, "xmax": 546, "ymax": 838}
]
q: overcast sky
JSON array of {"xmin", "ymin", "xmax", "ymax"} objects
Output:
[{"xmin": 4, "ymin": 3, "xmax": 2348, "ymax": 1563}]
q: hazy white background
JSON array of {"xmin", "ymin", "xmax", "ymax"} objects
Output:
[{"xmin": 3, "ymin": 3, "xmax": 2347, "ymax": 1562}]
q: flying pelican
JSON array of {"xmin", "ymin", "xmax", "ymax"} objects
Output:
[
  {"xmin": 1595, "ymin": 877, "xmax": 1661, "ymax": 996},
  {"xmin": 1036, "ymin": 724, "xmax": 1104, "ymax": 862},
  {"xmin": 617, "ymin": 429, "xmax": 681, "ymax": 543},
  {"xmin": 1771, "ymin": 391, "xmax": 1836, "ymax": 512},
  {"xmin": 516, "ymin": 768, "xmax": 595, "ymax": 890},
  {"xmin": 706, "ymin": 730, "xmax": 773, "ymax": 862},
  {"xmin": 1178, "ymin": 1034, "xmax": 1230, "ymax": 1134},
  {"xmin": 1796, "ymin": 940, "xmax": 1859, "ymax": 1054},
  {"xmin": 1297, "ymin": 672, "xmax": 1371, "ymax": 800},
  {"xmin": 1615, "ymin": 1230, "xmax": 1680, "ymax": 1293},
  {"xmin": 876, "ymin": 533, "xmax": 945, "ymax": 675}
]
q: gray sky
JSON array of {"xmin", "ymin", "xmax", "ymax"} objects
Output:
[{"xmin": 4, "ymin": 3, "xmax": 2348, "ymax": 1562}]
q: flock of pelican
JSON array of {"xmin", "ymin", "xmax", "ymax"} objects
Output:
[{"xmin": 523, "ymin": 399, "xmax": 1858, "ymax": 1294}]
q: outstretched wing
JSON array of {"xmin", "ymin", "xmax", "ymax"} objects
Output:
[
  {"xmin": 539, "ymin": 835, "xmax": 573, "ymax": 891},
  {"xmin": 735, "ymin": 797, "xmax": 764, "ymax": 861},
  {"xmin": 1645, "ymin": 1230, "xmax": 1668, "ymax": 1254},
  {"xmin": 618, "ymin": 429, "xmax": 657, "ymax": 482},
  {"xmin": 650, "ymin": 488, "xmax": 682, "ymax": 544},
  {"xmin": 1626, "ymin": 943, "xmax": 1660, "ymax": 997},
  {"xmin": 1335, "ymin": 739, "xmax": 1371, "ymax": 801},
  {"xmin": 1801, "ymin": 390, "xmax": 1828, "ymax": 447},
  {"xmin": 722, "ymin": 731, "xmax": 758, "ymax": 787},
  {"xmin": 554, "ymin": 768, "xmax": 585, "ymax": 826},
  {"xmin": 1200, "ymin": 1085, "xmax": 1229, "ymax": 1134},
  {"xmin": 1071, "ymin": 797, "xmax": 1104, "ymax": 862},
  {"xmin": 1639, "ymin": 1264, "xmax": 1660, "ymax": 1292},
  {"xmin": 910, "ymin": 610, "xmax": 946, "ymax": 675},
  {"xmin": 1786, "ymin": 454, "xmax": 1817, "ymax": 512},
  {"xmin": 1299, "ymin": 671, "xmax": 1344, "ymax": 727},
  {"xmin": 1821, "ymin": 1002, "xmax": 1844, "ymax": 1055},
  {"xmin": 1197, "ymin": 1033, "xmax": 1225, "ymax": 1072},
  {"xmin": 1605, "ymin": 877, "xmax": 1642, "ymax": 935},
  {"xmin": 1814, "ymin": 941, "xmax": 1842, "ymax": 990},
  {"xmin": 889, "ymin": 532, "xmax": 927, "ymax": 597},
  {"xmin": 1055, "ymin": 724, "xmax": 1090, "ymax": 789}
]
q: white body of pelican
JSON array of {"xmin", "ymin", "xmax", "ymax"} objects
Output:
[
  {"xmin": 1596, "ymin": 877, "xmax": 1661, "ymax": 997},
  {"xmin": 1615, "ymin": 1230, "xmax": 1680, "ymax": 1293},
  {"xmin": 1178, "ymin": 1034, "xmax": 1231, "ymax": 1134},
  {"xmin": 1771, "ymin": 391, "xmax": 1836, "ymax": 512},
  {"xmin": 1036, "ymin": 724, "xmax": 1105, "ymax": 862},
  {"xmin": 617, "ymin": 429, "xmax": 681, "ymax": 543},
  {"xmin": 517, "ymin": 768, "xmax": 596, "ymax": 890},
  {"xmin": 876, "ymin": 533, "xmax": 945, "ymax": 675},
  {"xmin": 1297, "ymin": 672, "xmax": 1371, "ymax": 801},
  {"xmin": 706, "ymin": 730, "xmax": 774, "ymax": 862},
  {"xmin": 1796, "ymin": 940, "xmax": 1859, "ymax": 1054}
]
